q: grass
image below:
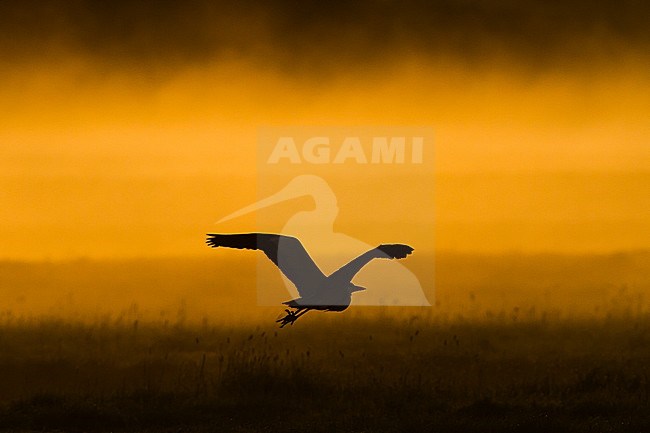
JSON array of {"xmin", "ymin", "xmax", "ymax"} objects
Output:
[
  {"xmin": 1, "ymin": 252, "xmax": 649, "ymax": 431},
  {"xmin": 1, "ymin": 314, "xmax": 650, "ymax": 432}
]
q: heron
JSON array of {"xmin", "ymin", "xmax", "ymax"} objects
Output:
[
  {"xmin": 217, "ymin": 175, "xmax": 430, "ymax": 306},
  {"xmin": 206, "ymin": 233, "xmax": 414, "ymax": 327}
]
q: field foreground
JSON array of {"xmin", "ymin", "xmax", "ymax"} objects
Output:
[{"xmin": 1, "ymin": 315, "xmax": 650, "ymax": 432}]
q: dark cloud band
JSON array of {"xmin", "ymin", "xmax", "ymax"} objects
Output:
[{"xmin": 1, "ymin": 0, "xmax": 648, "ymax": 73}]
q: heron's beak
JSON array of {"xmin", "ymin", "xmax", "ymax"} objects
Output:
[
  {"xmin": 216, "ymin": 184, "xmax": 301, "ymax": 223},
  {"xmin": 351, "ymin": 284, "xmax": 366, "ymax": 292}
]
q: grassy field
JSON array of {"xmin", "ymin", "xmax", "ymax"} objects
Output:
[
  {"xmin": 1, "ymin": 316, "xmax": 650, "ymax": 432},
  {"xmin": 1, "ymin": 252, "xmax": 649, "ymax": 432}
]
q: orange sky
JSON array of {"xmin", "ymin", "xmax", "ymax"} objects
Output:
[{"xmin": 1, "ymin": 54, "xmax": 649, "ymax": 259}]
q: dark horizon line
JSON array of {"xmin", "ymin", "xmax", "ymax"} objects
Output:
[{"xmin": 1, "ymin": 248, "xmax": 648, "ymax": 264}]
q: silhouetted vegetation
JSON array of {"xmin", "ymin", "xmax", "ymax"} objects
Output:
[
  {"xmin": 0, "ymin": 252, "xmax": 649, "ymax": 431},
  {"xmin": 1, "ymin": 316, "xmax": 650, "ymax": 432}
]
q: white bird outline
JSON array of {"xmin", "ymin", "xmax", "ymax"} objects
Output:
[{"xmin": 217, "ymin": 174, "xmax": 430, "ymax": 306}]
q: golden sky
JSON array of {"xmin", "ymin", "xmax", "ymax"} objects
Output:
[{"xmin": 1, "ymin": 1, "xmax": 649, "ymax": 260}]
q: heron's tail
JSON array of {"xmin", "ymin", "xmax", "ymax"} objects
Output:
[
  {"xmin": 282, "ymin": 298, "xmax": 302, "ymax": 308},
  {"xmin": 377, "ymin": 244, "xmax": 414, "ymax": 259}
]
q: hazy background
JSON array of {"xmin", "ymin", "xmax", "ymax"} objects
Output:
[
  {"xmin": 0, "ymin": 0, "xmax": 648, "ymax": 320},
  {"xmin": 2, "ymin": 5, "xmax": 650, "ymax": 431}
]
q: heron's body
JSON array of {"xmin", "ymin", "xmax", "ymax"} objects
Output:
[
  {"xmin": 216, "ymin": 175, "xmax": 429, "ymax": 306},
  {"xmin": 206, "ymin": 233, "xmax": 414, "ymax": 326}
]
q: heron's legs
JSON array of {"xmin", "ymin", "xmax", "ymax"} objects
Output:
[
  {"xmin": 292, "ymin": 309, "xmax": 310, "ymax": 321},
  {"xmin": 276, "ymin": 309, "xmax": 298, "ymax": 327},
  {"xmin": 276, "ymin": 307, "xmax": 310, "ymax": 328}
]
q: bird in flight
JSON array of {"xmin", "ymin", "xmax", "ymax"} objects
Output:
[{"xmin": 206, "ymin": 233, "xmax": 414, "ymax": 327}]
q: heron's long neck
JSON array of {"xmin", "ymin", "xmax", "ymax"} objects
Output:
[{"xmin": 329, "ymin": 250, "xmax": 380, "ymax": 283}]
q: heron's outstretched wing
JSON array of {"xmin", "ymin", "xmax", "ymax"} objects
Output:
[
  {"xmin": 206, "ymin": 233, "xmax": 326, "ymax": 295},
  {"xmin": 328, "ymin": 244, "xmax": 414, "ymax": 283}
]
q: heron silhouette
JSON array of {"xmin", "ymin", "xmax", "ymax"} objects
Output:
[
  {"xmin": 217, "ymin": 175, "xmax": 430, "ymax": 306},
  {"xmin": 206, "ymin": 233, "xmax": 413, "ymax": 326}
]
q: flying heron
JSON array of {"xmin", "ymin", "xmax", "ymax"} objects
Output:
[
  {"xmin": 206, "ymin": 233, "xmax": 414, "ymax": 327},
  {"xmin": 217, "ymin": 175, "xmax": 429, "ymax": 306}
]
